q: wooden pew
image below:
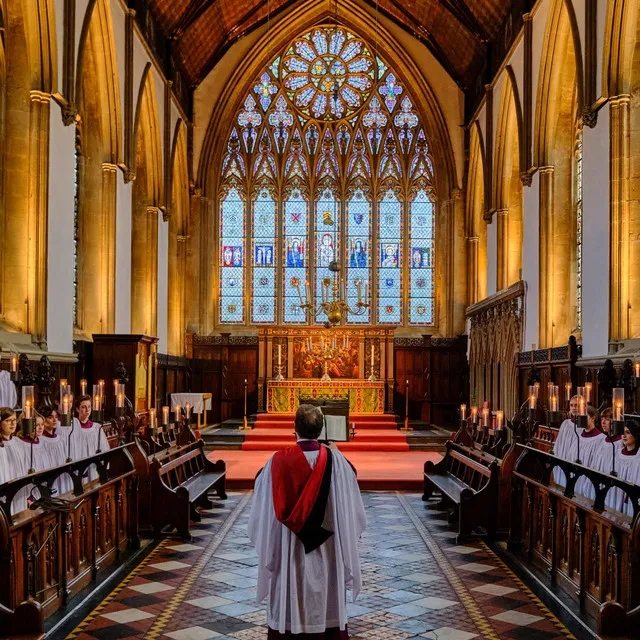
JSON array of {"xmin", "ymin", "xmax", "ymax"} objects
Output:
[
  {"xmin": 423, "ymin": 441, "xmax": 499, "ymax": 542},
  {"xmin": 530, "ymin": 424, "xmax": 558, "ymax": 453},
  {"xmin": 0, "ymin": 601, "xmax": 45, "ymax": 639},
  {"xmin": 0, "ymin": 445, "xmax": 138, "ymax": 628},
  {"xmin": 150, "ymin": 440, "xmax": 227, "ymax": 539},
  {"xmin": 509, "ymin": 444, "xmax": 640, "ymax": 637}
]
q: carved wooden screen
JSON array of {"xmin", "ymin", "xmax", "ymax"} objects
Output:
[{"xmin": 218, "ymin": 26, "xmax": 436, "ymax": 327}]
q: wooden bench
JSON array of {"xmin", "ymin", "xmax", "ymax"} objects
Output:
[
  {"xmin": 0, "ymin": 601, "xmax": 44, "ymax": 639},
  {"xmin": 423, "ymin": 441, "xmax": 499, "ymax": 542},
  {"xmin": 150, "ymin": 441, "xmax": 227, "ymax": 539}
]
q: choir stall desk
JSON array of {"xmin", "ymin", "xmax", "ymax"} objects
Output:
[{"xmin": 171, "ymin": 393, "xmax": 212, "ymax": 430}]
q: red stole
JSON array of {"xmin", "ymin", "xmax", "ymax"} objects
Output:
[{"xmin": 271, "ymin": 442, "xmax": 334, "ymax": 553}]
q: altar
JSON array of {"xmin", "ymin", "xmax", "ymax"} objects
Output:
[
  {"xmin": 257, "ymin": 326, "xmax": 396, "ymax": 413},
  {"xmin": 267, "ymin": 379, "xmax": 386, "ymax": 414}
]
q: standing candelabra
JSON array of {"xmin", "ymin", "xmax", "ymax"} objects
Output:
[
  {"xmin": 239, "ymin": 379, "xmax": 251, "ymax": 430},
  {"xmin": 401, "ymin": 379, "xmax": 413, "ymax": 431}
]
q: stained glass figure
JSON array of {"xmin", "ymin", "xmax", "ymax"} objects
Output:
[
  {"xmin": 315, "ymin": 188, "xmax": 340, "ymax": 305},
  {"xmin": 379, "ymin": 73, "xmax": 403, "ymax": 112},
  {"xmin": 346, "ymin": 189, "xmax": 371, "ymax": 323},
  {"xmin": 254, "ymin": 72, "xmax": 278, "ymax": 111}
]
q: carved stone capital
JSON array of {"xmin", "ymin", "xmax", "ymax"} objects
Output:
[
  {"xmin": 61, "ymin": 101, "xmax": 78, "ymax": 126},
  {"xmin": 520, "ymin": 171, "xmax": 533, "ymax": 187},
  {"xmin": 581, "ymin": 105, "xmax": 597, "ymax": 129},
  {"xmin": 30, "ymin": 90, "xmax": 51, "ymax": 104},
  {"xmin": 124, "ymin": 169, "xmax": 136, "ymax": 184},
  {"xmin": 161, "ymin": 206, "xmax": 170, "ymax": 222},
  {"xmin": 452, "ymin": 187, "xmax": 463, "ymax": 200}
]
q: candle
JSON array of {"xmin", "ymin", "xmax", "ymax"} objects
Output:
[
  {"xmin": 534, "ymin": 382, "xmax": 540, "ymax": 397},
  {"xmin": 614, "ymin": 401, "xmax": 623, "ymax": 421},
  {"xmin": 62, "ymin": 395, "xmax": 70, "ymax": 416},
  {"xmin": 278, "ymin": 344, "xmax": 282, "ymax": 367},
  {"xmin": 174, "ymin": 405, "xmax": 181, "ymax": 421},
  {"xmin": 24, "ymin": 400, "xmax": 32, "ymax": 419},
  {"xmin": 305, "ymin": 280, "xmax": 312, "ymax": 303},
  {"xmin": 578, "ymin": 396, "xmax": 586, "ymax": 416},
  {"xmin": 98, "ymin": 379, "xmax": 105, "ymax": 399},
  {"xmin": 550, "ymin": 394, "xmax": 558, "ymax": 413},
  {"xmin": 162, "ymin": 406, "xmax": 169, "ymax": 425},
  {"xmin": 371, "ymin": 344, "xmax": 375, "ymax": 368},
  {"xmin": 10, "ymin": 356, "xmax": 17, "ymax": 373},
  {"xmin": 60, "ymin": 379, "xmax": 67, "ymax": 387},
  {"xmin": 585, "ymin": 382, "xmax": 592, "ymax": 403},
  {"xmin": 185, "ymin": 403, "xmax": 192, "ymax": 420},
  {"xmin": 635, "ymin": 362, "xmax": 640, "ymax": 378},
  {"xmin": 496, "ymin": 410, "xmax": 504, "ymax": 429},
  {"xmin": 529, "ymin": 394, "xmax": 536, "ymax": 410},
  {"xmin": 80, "ymin": 379, "xmax": 87, "ymax": 395},
  {"xmin": 482, "ymin": 408, "xmax": 489, "ymax": 427},
  {"xmin": 149, "ymin": 408, "xmax": 157, "ymax": 430},
  {"xmin": 471, "ymin": 406, "xmax": 478, "ymax": 423},
  {"xmin": 565, "ymin": 382, "xmax": 572, "ymax": 402},
  {"xmin": 460, "ymin": 404, "xmax": 466, "ymax": 420},
  {"xmin": 612, "ymin": 388, "xmax": 624, "ymax": 421}
]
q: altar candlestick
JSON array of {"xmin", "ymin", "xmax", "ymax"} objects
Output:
[
  {"xmin": 277, "ymin": 344, "xmax": 282, "ymax": 368},
  {"xmin": 295, "ymin": 281, "xmax": 304, "ymax": 305}
]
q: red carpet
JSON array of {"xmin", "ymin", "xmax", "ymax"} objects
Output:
[
  {"xmin": 210, "ymin": 450, "xmax": 441, "ymax": 491},
  {"xmin": 242, "ymin": 413, "xmax": 410, "ymax": 452}
]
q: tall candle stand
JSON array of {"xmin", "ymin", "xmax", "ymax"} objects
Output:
[
  {"xmin": 367, "ymin": 343, "xmax": 377, "ymax": 382},
  {"xmin": 22, "ymin": 386, "xmax": 35, "ymax": 474},
  {"xmin": 239, "ymin": 379, "xmax": 251, "ymax": 430},
  {"xmin": 274, "ymin": 343, "xmax": 284, "ymax": 382},
  {"xmin": 401, "ymin": 379, "xmax": 413, "ymax": 431}
]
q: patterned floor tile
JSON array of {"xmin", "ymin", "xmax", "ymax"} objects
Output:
[{"xmin": 70, "ymin": 491, "xmax": 574, "ymax": 640}]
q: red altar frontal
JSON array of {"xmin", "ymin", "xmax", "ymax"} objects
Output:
[{"xmin": 257, "ymin": 326, "xmax": 396, "ymax": 414}]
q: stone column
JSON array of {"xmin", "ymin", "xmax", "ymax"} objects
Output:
[
  {"xmin": 609, "ymin": 95, "xmax": 630, "ymax": 341},
  {"xmin": 496, "ymin": 208, "xmax": 509, "ymax": 291},
  {"xmin": 467, "ymin": 236, "xmax": 480, "ymax": 305},
  {"xmin": 538, "ymin": 166, "xmax": 555, "ymax": 348},
  {"xmin": 101, "ymin": 162, "xmax": 118, "ymax": 333}
]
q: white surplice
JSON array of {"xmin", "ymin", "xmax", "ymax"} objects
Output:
[
  {"xmin": 248, "ymin": 447, "xmax": 366, "ymax": 635},
  {"xmin": 552, "ymin": 419, "xmax": 578, "ymax": 487},
  {"xmin": 3, "ymin": 437, "xmax": 29, "ymax": 514},
  {"xmin": 40, "ymin": 425, "xmax": 75, "ymax": 495},
  {"xmin": 601, "ymin": 448, "xmax": 640, "ymax": 516},
  {"xmin": 71, "ymin": 419, "xmax": 109, "ymax": 482}
]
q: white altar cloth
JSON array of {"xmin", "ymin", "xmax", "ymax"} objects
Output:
[{"xmin": 170, "ymin": 393, "xmax": 212, "ymax": 415}]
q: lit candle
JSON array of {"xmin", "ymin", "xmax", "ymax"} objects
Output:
[
  {"xmin": 98, "ymin": 379, "xmax": 105, "ymax": 399},
  {"xmin": 185, "ymin": 403, "xmax": 192, "ymax": 420},
  {"xmin": 614, "ymin": 401, "xmax": 623, "ymax": 422},
  {"xmin": 62, "ymin": 394, "xmax": 70, "ymax": 416},
  {"xmin": 585, "ymin": 382, "xmax": 592, "ymax": 403},
  {"xmin": 565, "ymin": 382, "xmax": 572, "ymax": 402},
  {"xmin": 60, "ymin": 379, "xmax": 68, "ymax": 387},
  {"xmin": 80, "ymin": 379, "xmax": 87, "ymax": 395},
  {"xmin": 534, "ymin": 382, "xmax": 540, "ymax": 397},
  {"xmin": 93, "ymin": 393, "xmax": 101, "ymax": 411},
  {"xmin": 529, "ymin": 394, "xmax": 536, "ymax": 410},
  {"xmin": 550, "ymin": 394, "xmax": 558, "ymax": 413},
  {"xmin": 149, "ymin": 408, "xmax": 157, "ymax": 430},
  {"xmin": 174, "ymin": 405, "xmax": 181, "ymax": 421},
  {"xmin": 460, "ymin": 404, "xmax": 466, "ymax": 420},
  {"xmin": 482, "ymin": 407, "xmax": 489, "ymax": 427},
  {"xmin": 635, "ymin": 362, "xmax": 640, "ymax": 378},
  {"xmin": 117, "ymin": 392, "xmax": 124, "ymax": 408},
  {"xmin": 471, "ymin": 406, "xmax": 478, "ymax": 423},
  {"xmin": 10, "ymin": 356, "xmax": 17, "ymax": 373},
  {"xmin": 24, "ymin": 400, "xmax": 32, "ymax": 419},
  {"xmin": 578, "ymin": 396, "xmax": 586, "ymax": 416},
  {"xmin": 113, "ymin": 379, "xmax": 119, "ymax": 395},
  {"xmin": 496, "ymin": 410, "xmax": 504, "ymax": 429},
  {"xmin": 162, "ymin": 406, "xmax": 170, "ymax": 426}
]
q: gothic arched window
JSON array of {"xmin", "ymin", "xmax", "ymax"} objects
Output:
[{"xmin": 218, "ymin": 26, "xmax": 436, "ymax": 327}]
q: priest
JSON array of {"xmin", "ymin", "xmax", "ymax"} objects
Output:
[{"xmin": 248, "ymin": 404, "xmax": 366, "ymax": 639}]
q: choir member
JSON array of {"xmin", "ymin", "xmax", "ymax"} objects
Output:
[
  {"xmin": 249, "ymin": 404, "xmax": 366, "ymax": 639},
  {"xmin": 593, "ymin": 408, "xmax": 623, "ymax": 476},
  {"xmin": 39, "ymin": 405, "xmax": 74, "ymax": 495},
  {"xmin": 573, "ymin": 406, "xmax": 606, "ymax": 497},
  {"xmin": 19, "ymin": 414, "xmax": 48, "ymax": 472},
  {"xmin": 72, "ymin": 395, "xmax": 108, "ymax": 482},
  {"xmin": 0, "ymin": 407, "xmax": 29, "ymax": 513},
  {"xmin": 552, "ymin": 395, "xmax": 580, "ymax": 487},
  {"xmin": 604, "ymin": 419, "xmax": 640, "ymax": 516}
]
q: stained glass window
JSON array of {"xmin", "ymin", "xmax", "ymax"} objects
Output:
[
  {"xmin": 219, "ymin": 188, "xmax": 245, "ymax": 324},
  {"xmin": 252, "ymin": 190, "xmax": 276, "ymax": 323},
  {"xmin": 218, "ymin": 25, "xmax": 436, "ymax": 328},
  {"xmin": 378, "ymin": 190, "xmax": 402, "ymax": 324}
]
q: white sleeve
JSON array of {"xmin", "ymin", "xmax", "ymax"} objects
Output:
[{"xmin": 331, "ymin": 451, "xmax": 366, "ymax": 599}]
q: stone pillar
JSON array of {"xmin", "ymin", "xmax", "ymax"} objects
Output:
[
  {"xmin": 538, "ymin": 166, "xmax": 555, "ymax": 348},
  {"xmin": 609, "ymin": 95, "xmax": 630, "ymax": 341},
  {"xmin": 467, "ymin": 236, "xmax": 480, "ymax": 305},
  {"xmin": 101, "ymin": 162, "xmax": 118, "ymax": 333},
  {"xmin": 496, "ymin": 208, "xmax": 509, "ymax": 291}
]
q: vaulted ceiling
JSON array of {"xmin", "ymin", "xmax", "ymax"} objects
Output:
[{"xmin": 148, "ymin": 0, "xmax": 513, "ymax": 90}]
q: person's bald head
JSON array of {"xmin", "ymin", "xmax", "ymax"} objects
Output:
[{"xmin": 295, "ymin": 404, "xmax": 324, "ymax": 440}]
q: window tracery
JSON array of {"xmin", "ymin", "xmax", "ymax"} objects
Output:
[{"xmin": 218, "ymin": 25, "xmax": 436, "ymax": 327}]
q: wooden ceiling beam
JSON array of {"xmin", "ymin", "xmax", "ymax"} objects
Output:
[
  {"xmin": 169, "ymin": 0, "xmax": 219, "ymax": 40},
  {"xmin": 438, "ymin": 0, "xmax": 489, "ymax": 42}
]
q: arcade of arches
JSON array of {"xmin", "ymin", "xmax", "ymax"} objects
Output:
[{"xmin": 3, "ymin": 1, "xmax": 640, "ymax": 639}]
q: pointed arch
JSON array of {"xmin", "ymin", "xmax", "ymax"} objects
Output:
[
  {"xmin": 131, "ymin": 64, "xmax": 163, "ymax": 336},
  {"xmin": 1, "ymin": 0, "xmax": 57, "ymax": 342},
  {"xmin": 467, "ymin": 123, "xmax": 487, "ymax": 305},
  {"xmin": 534, "ymin": 0, "xmax": 582, "ymax": 347},
  {"xmin": 74, "ymin": 0, "xmax": 122, "ymax": 337},
  {"xmin": 493, "ymin": 68, "xmax": 523, "ymax": 291},
  {"xmin": 168, "ymin": 120, "xmax": 189, "ymax": 355}
]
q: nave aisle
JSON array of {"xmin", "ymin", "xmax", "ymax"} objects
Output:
[{"xmin": 63, "ymin": 493, "xmax": 577, "ymax": 640}]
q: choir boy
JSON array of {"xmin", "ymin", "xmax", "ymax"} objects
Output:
[
  {"xmin": 39, "ymin": 405, "xmax": 74, "ymax": 495},
  {"xmin": 72, "ymin": 395, "xmax": 108, "ymax": 481},
  {"xmin": 0, "ymin": 407, "xmax": 29, "ymax": 513}
]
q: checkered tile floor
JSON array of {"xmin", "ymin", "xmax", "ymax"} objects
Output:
[{"xmin": 66, "ymin": 492, "xmax": 574, "ymax": 640}]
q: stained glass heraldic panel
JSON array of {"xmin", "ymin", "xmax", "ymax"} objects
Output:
[{"xmin": 218, "ymin": 26, "xmax": 436, "ymax": 327}]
